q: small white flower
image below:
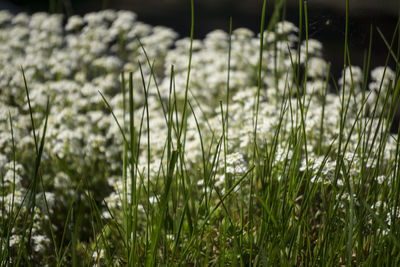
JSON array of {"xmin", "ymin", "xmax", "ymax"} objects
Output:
[
  {"xmin": 66, "ymin": 15, "xmax": 84, "ymax": 31},
  {"xmin": 275, "ymin": 21, "xmax": 299, "ymax": 35},
  {"xmin": 339, "ymin": 65, "xmax": 363, "ymax": 88},
  {"xmin": 376, "ymin": 175, "xmax": 385, "ymax": 184},
  {"xmin": 307, "ymin": 57, "xmax": 328, "ymax": 78}
]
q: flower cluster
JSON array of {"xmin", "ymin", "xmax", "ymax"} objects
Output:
[{"xmin": 0, "ymin": 9, "xmax": 398, "ymax": 264}]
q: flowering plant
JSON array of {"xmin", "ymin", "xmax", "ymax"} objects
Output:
[{"xmin": 0, "ymin": 5, "xmax": 399, "ymax": 265}]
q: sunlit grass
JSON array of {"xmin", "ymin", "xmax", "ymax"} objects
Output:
[{"xmin": 0, "ymin": 0, "xmax": 400, "ymax": 266}]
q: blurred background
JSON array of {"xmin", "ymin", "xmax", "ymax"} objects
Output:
[{"xmin": 1, "ymin": 0, "xmax": 399, "ymax": 78}]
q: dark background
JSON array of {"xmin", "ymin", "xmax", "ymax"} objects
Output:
[{"xmin": 1, "ymin": 0, "xmax": 399, "ymax": 79}]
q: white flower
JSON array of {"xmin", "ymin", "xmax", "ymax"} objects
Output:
[
  {"xmin": 306, "ymin": 39, "xmax": 323, "ymax": 55},
  {"xmin": 370, "ymin": 66, "xmax": 395, "ymax": 83},
  {"xmin": 11, "ymin": 12, "xmax": 29, "ymax": 25},
  {"xmin": 225, "ymin": 152, "xmax": 247, "ymax": 174},
  {"xmin": 369, "ymin": 66, "xmax": 395, "ymax": 92},
  {"xmin": 0, "ymin": 10, "xmax": 12, "ymax": 25},
  {"xmin": 84, "ymin": 12, "xmax": 104, "ymax": 27},
  {"xmin": 111, "ymin": 10, "xmax": 137, "ymax": 32},
  {"xmin": 32, "ymin": 234, "xmax": 49, "ymax": 252},
  {"xmin": 148, "ymin": 196, "xmax": 159, "ymax": 204},
  {"xmin": 376, "ymin": 175, "xmax": 385, "ymax": 185},
  {"xmin": 66, "ymin": 15, "xmax": 84, "ymax": 31},
  {"xmin": 233, "ymin": 28, "xmax": 254, "ymax": 40},
  {"xmin": 339, "ymin": 65, "xmax": 363, "ymax": 88},
  {"xmin": 307, "ymin": 57, "xmax": 328, "ymax": 78},
  {"xmin": 9, "ymin": 235, "xmax": 21, "ymax": 247},
  {"xmin": 204, "ymin": 30, "xmax": 228, "ymax": 50},
  {"xmin": 275, "ymin": 21, "xmax": 299, "ymax": 35},
  {"xmin": 92, "ymin": 249, "xmax": 104, "ymax": 260}
]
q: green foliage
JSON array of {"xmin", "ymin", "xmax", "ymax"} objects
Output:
[{"xmin": 1, "ymin": 0, "xmax": 400, "ymax": 266}]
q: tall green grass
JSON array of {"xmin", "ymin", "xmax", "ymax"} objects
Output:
[{"xmin": 1, "ymin": 0, "xmax": 400, "ymax": 266}]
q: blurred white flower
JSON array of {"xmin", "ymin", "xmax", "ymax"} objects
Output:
[
  {"xmin": 66, "ymin": 15, "xmax": 84, "ymax": 31},
  {"xmin": 307, "ymin": 57, "xmax": 328, "ymax": 79}
]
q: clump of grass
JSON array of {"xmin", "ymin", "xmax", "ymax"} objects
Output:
[{"xmin": 0, "ymin": 0, "xmax": 400, "ymax": 265}]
